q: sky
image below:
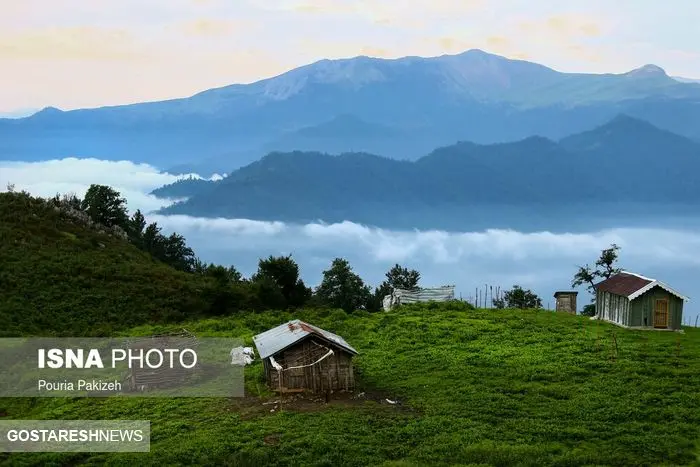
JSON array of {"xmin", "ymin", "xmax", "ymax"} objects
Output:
[
  {"xmin": 1, "ymin": 0, "xmax": 699, "ymax": 112},
  {"xmin": 2, "ymin": 158, "xmax": 699, "ymax": 326}
]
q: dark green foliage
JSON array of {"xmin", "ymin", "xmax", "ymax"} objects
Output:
[
  {"xmin": 384, "ymin": 263, "xmax": 421, "ymax": 290},
  {"xmin": 0, "ymin": 190, "xmax": 325, "ymax": 335},
  {"xmin": 50, "ymin": 192, "xmax": 82, "ymax": 210},
  {"xmin": 197, "ymin": 263, "xmax": 243, "ymax": 284},
  {"xmin": 503, "ymin": 285, "xmax": 543, "ymax": 309},
  {"xmin": 582, "ymin": 304, "xmax": 596, "ymax": 317},
  {"xmin": 80, "ymin": 184, "xmax": 129, "ymax": 229},
  {"xmin": 150, "ymin": 176, "xmax": 216, "ymax": 199},
  {"xmin": 315, "ymin": 258, "xmax": 372, "ymax": 312},
  {"xmin": 251, "ymin": 255, "xmax": 312, "ymax": 309},
  {"xmin": 126, "ymin": 209, "xmax": 147, "ymax": 247},
  {"xmin": 572, "ymin": 243, "xmax": 622, "ymax": 303},
  {"xmin": 0, "ymin": 191, "xmax": 214, "ymax": 336},
  {"xmin": 130, "ymin": 218, "xmax": 196, "ymax": 273},
  {"xmin": 596, "ymin": 243, "xmax": 622, "ymax": 277}
]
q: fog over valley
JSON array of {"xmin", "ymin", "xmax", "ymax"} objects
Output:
[{"xmin": 2, "ymin": 157, "xmax": 697, "ymax": 324}]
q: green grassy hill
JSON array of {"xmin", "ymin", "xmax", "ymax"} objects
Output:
[
  {"xmin": 2, "ymin": 190, "xmax": 700, "ymax": 466},
  {"xmin": 3, "ymin": 306, "xmax": 700, "ymax": 466},
  {"xmin": 0, "ymin": 191, "xmax": 213, "ymax": 337}
]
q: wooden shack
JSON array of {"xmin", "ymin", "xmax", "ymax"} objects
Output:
[
  {"xmin": 554, "ymin": 291, "xmax": 578, "ymax": 314},
  {"xmin": 125, "ymin": 330, "xmax": 199, "ymax": 391},
  {"xmin": 594, "ymin": 271, "xmax": 688, "ymax": 330},
  {"xmin": 253, "ymin": 320, "xmax": 357, "ymax": 394}
]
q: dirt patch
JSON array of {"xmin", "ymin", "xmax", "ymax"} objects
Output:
[
  {"xmin": 228, "ymin": 389, "xmax": 415, "ymax": 420},
  {"xmin": 263, "ymin": 433, "xmax": 281, "ymax": 445}
]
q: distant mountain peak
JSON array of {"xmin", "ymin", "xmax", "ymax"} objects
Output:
[
  {"xmin": 30, "ymin": 106, "xmax": 64, "ymax": 117},
  {"xmin": 605, "ymin": 113, "xmax": 658, "ymax": 129},
  {"xmin": 575, "ymin": 114, "xmax": 666, "ymax": 138},
  {"xmin": 559, "ymin": 113, "xmax": 695, "ymax": 154},
  {"xmin": 626, "ymin": 64, "xmax": 667, "ymax": 77}
]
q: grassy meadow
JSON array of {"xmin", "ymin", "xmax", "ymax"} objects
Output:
[{"xmin": 3, "ymin": 304, "xmax": 700, "ymax": 466}]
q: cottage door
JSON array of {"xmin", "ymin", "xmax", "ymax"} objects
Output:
[{"xmin": 654, "ymin": 299, "xmax": 669, "ymax": 328}]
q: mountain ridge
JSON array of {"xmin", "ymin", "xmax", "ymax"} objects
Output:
[
  {"xmin": 3, "ymin": 49, "xmax": 700, "ymax": 172},
  {"xmin": 153, "ymin": 115, "xmax": 700, "ymax": 231}
]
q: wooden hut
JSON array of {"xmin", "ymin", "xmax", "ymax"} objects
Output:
[
  {"xmin": 594, "ymin": 271, "xmax": 688, "ymax": 330},
  {"xmin": 253, "ymin": 320, "xmax": 358, "ymax": 394},
  {"xmin": 554, "ymin": 291, "xmax": 578, "ymax": 314},
  {"xmin": 125, "ymin": 330, "xmax": 199, "ymax": 391}
]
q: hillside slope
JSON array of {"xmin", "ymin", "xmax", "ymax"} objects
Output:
[
  {"xmin": 4, "ymin": 305, "xmax": 700, "ymax": 466},
  {"xmin": 0, "ymin": 191, "xmax": 213, "ymax": 336}
]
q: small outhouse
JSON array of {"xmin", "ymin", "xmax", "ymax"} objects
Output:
[{"xmin": 554, "ymin": 291, "xmax": 578, "ymax": 314}]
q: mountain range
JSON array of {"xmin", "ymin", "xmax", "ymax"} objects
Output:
[
  {"xmin": 3, "ymin": 49, "xmax": 700, "ymax": 175},
  {"xmin": 153, "ymin": 115, "xmax": 700, "ymax": 232}
]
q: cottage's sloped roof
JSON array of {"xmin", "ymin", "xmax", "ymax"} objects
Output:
[
  {"xmin": 594, "ymin": 271, "xmax": 689, "ymax": 301},
  {"xmin": 252, "ymin": 320, "xmax": 358, "ymax": 359}
]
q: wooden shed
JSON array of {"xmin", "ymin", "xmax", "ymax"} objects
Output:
[
  {"xmin": 554, "ymin": 291, "xmax": 578, "ymax": 314},
  {"xmin": 253, "ymin": 320, "xmax": 358, "ymax": 394},
  {"xmin": 125, "ymin": 330, "xmax": 199, "ymax": 391},
  {"xmin": 594, "ymin": 271, "xmax": 688, "ymax": 330}
]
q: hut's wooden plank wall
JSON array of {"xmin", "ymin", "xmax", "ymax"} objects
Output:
[{"xmin": 263, "ymin": 338, "xmax": 355, "ymax": 393}]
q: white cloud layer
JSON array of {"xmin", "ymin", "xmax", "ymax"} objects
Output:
[
  {"xmin": 2, "ymin": 158, "xmax": 698, "ymax": 324},
  {"xmin": 0, "ymin": 158, "xmax": 223, "ymax": 213}
]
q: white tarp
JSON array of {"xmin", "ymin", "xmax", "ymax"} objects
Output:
[
  {"xmin": 382, "ymin": 286, "xmax": 456, "ymax": 311},
  {"xmin": 230, "ymin": 346, "xmax": 255, "ymax": 365}
]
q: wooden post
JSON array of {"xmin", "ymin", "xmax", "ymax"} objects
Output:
[
  {"xmin": 277, "ymin": 366, "xmax": 284, "ymax": 411},
  {"xmin": 695, "ymin": 315, "xmax": 698, "ymax": 328}
]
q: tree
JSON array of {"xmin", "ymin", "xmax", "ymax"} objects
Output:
[
  {"xmin": 572, "ymin": 243, "xmax": 622, "ymax": 314},
  {"xmin": 251, "ymin": 255, "xmax": 311, "ymax": 308},
  {"xmin": 581, "ymin": 304, "xmax": 596, "ymax": 317},
  {"xmin": 503, "ymin": 285, "xmax": 542, "ymax": 309},
  {"xmin": 142, "ymin": 222, "xmax": 165, "ymax": 257},
  {"xmin": 127, "ymin": 209, "xmax": 147, "ymax": 245},
  {"xmin": 315, "ymin": 258, "xmax": 371, "ymax": 313},
  {"xmin": 385, "ymin": 264, "xmax": 420, "ymax": 290},
  {"xmin": 201, "ymin": 264, "xmax": 243, "ymax": 284},
  {"xmin": 80, "ymin": 184, "xmax": 128, "ymax": 228},
  {"xmin": 367, "ymin": 263, "xmax": 421, "ymax": 312},
  {"xmin": 162, "ymin": 232, "xmax": 196, "ymax": 272}
]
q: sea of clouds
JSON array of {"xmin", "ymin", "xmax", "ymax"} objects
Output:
[{"xmin": 1, "ymin": 158, "xmax": 698, "ymax": 323}]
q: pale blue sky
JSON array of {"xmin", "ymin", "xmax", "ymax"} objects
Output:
[{"xmin": 1, "ymin": 0, "xmax": 698, "ymax": 111}]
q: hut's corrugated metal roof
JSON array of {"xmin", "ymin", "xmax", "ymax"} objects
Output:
[
  {"xmin": 594, "ymin": 271, "xmax": 689, "ymax": 301},
  {"xmin": 252, "ymin": 320, "xmax": 358, "ymax": 359}
]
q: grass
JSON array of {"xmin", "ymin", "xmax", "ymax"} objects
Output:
[
  {"xmin": 0, "ymin": 191, "xmax": 214, "ymax": 337},
  {"xmin": 2, "ymin": 305, "xmax": 700, "ymax": 466}
]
